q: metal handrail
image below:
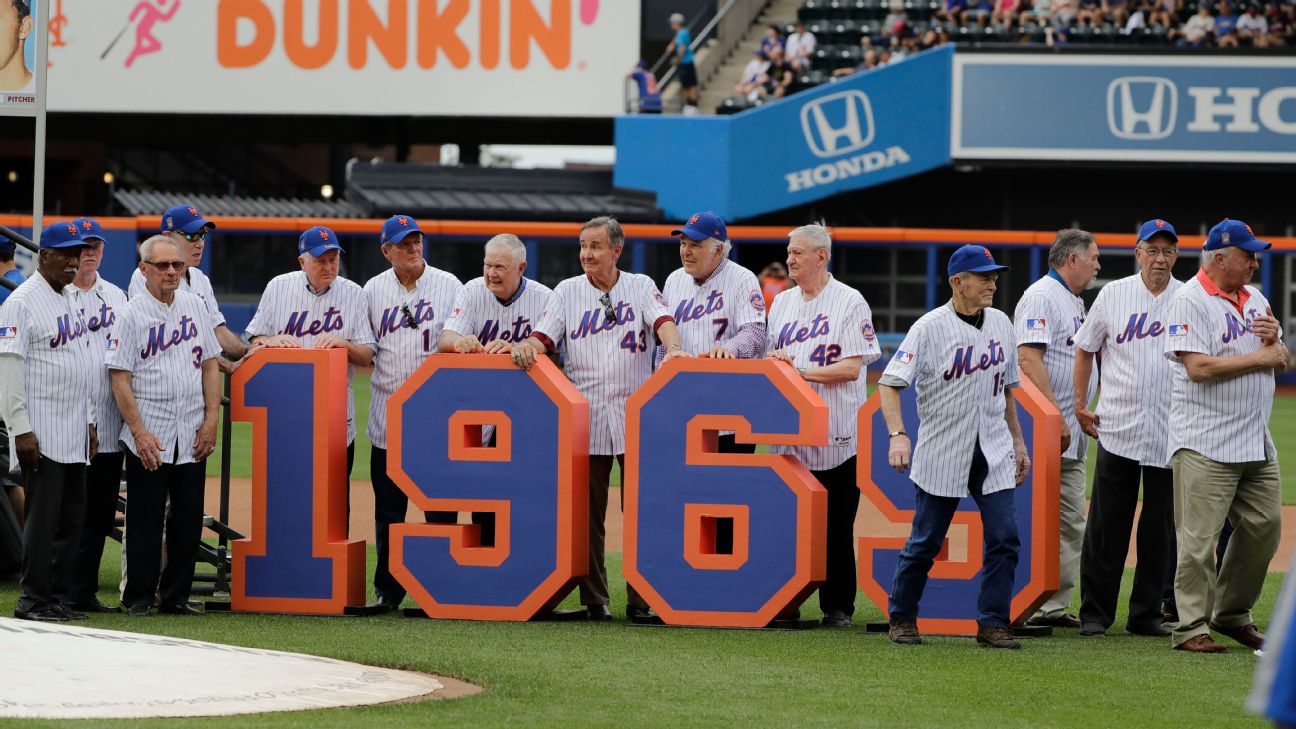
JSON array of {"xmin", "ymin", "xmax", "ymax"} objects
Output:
[{"xmin": 658, "ymin": 0, "xmax": 739, "ymax": 89}]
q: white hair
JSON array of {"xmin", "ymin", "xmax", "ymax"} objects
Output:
[
  {"xmin": 485, "ymin": 233, "xmax": 527, "ymax": 264},
  {"xmin": 788, "ymin": 222, "xmax": 832, "ymax": 261},
  {"xmin": 139, "ymin": 234, "xmax": 180, "ymax": 263}
]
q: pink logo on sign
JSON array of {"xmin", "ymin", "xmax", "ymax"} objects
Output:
[
  {"xmin": 120, "ymin": 0, "xmax": 181, "ymax": 69},
  {"xmin": 580, "ymin": 0, "xmax": 600, "ymax": 24}
]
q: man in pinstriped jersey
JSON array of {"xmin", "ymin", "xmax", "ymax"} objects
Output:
[{"xmin": 1163, "ymin": 218, "xmax": 1285, "ymax": 654}]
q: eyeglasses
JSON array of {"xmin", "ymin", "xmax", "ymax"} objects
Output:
[
  {"xmin": 401, "ymin": 304, "xmax": 420, "ymax": 330},
  {"xmin": 145, "ymin": 260, "xmax": 185, "ymax": 271},
  {"xmin": 1137, "ymin": 246, "xmax": 1178, "ymax": 260},
  {"xmin": 599, "ymin": 292, "xmax": 616, "ymax": 323},
  {"xmin": 177, "ymin": 230, "xmax": 207, "ymax": 242}
]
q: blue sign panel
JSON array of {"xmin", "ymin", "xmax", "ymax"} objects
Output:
[
  {"xmin": 954, "ymin": 54, "xmax": 1296, "ymax": 163},
  {"xmin": 615, "ymin": 46, "xmax": 953, "ymax": 221}
]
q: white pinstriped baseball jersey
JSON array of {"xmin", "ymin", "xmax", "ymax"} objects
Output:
[
  {"xmin": 533, "ymin": 271, "xmax": 672, "ymax": 456},
  {"xmin": 882, "ymin": 303, "xmax": 1020, "ymax": 497},
  {"xmin": 766, "ymin": 276, "xmax": 881, "ymax": 471},
  {"xmin": 1014, "ymin": 274, "xmax": 1096, "ymax": 461},
  {"xmin": 245, "ymin": 271, "xmax": 376, "ymax": 445},
  {"xmin": 0, "ymin": 273, "xmax": 98, "ymax": 465},
  {"xmin": 443, "ymin": 277, "xmax": 553, "ymax": 347},
  {"xmin": 70, "ymin": 275, "xmax": 129, "ymax": 454},
  {"xmin": 364, "ymin": 264, "xmax": 462, "ymax": 449},
  {"xmin": 662, "ymin": 258, "xmax": 767, "ymax": 357},
  {"xmin": 104, "ymin": 290, "xmax": 219, "ymax": 465},
  {"xmin": 1072, "ymin": 273, "xmax": 1183, "ymax": 467},
  {"xmin": 1164, "ymin": 270, "xmax": 1280, "ymax": 464},
  {"xmin": 129, "ymin": 266, "xmax": 226, "ymax": 328}
]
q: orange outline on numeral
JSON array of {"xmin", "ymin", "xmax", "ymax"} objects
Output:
[
  {"xmin": 230, "ymin": 348, "xmax": 366, "ymax": 615},
  {"xmin": 447, "ymin": 411, "xmax": 513, "ymax": 462},
  {"xmin": 387, "ymin": 354, "xmax": 589, "ymax": 621},
  {"xmin": 683, "ymin": 504, "xmax": 750, "ymax": 571},
  {"xmin": 856, "ymin": 377, "xmax": 1061, "ymax": 636},
  {"xmin": 624, "ymin": 358, "xmax": 828, "ymax": 628}
]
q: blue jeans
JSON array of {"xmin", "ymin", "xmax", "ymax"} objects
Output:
[{"xmin": 888, "ymin": 444, "xmax": 1021, "ymax": 628}]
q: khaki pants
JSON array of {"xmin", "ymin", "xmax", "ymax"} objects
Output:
[
  {"xmin": 1171, "ymin": 448, "xmax": 1281, "ymax": 646},
  {"xmin": 1035, "ymin": 457, "xmax": 1087, "ymax": 619}
]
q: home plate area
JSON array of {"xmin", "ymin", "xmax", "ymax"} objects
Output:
[{"xmin": 0, "ymin": 618, "xmax": 480, "ymax": 719}]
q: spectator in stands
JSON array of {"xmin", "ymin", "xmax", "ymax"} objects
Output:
[
  {"xmin": 833, "ymin": 46, "xmax": 887, "ymax": 77},
  {"xmin": 1124, "ymin": 3, "xmax": 1148, "ymax": 32},
  {"xmin": 1148, "ymin": 0, "xmax": 1180, "ymax": 28},
  {"xmin": 994, "ymin": 0, "xmax": 1023, "ymax": 27},
  {"xmin": 885, "ymin": 3, "xmax": 910, "ymax": 31},
  {"xmin": 761, "ymin": 46, "xmax": 795, "ymax": 100},
  {"xmin": 1178, "ymin": 4, "xmax": 1216, "ymax": 44},
  {"xmin": 735, "ymin": 50, "xmax": 769, "ymax": 100},
  {"xmin": 759, "ymin": 24, "xmax": 784, "ymax": 58},
  {"xmin": 785, "ymin": 21, "xmax": 817, "ymax": 73},
  {"xmin": 1077, "ymin": 0, "xmax": 1105, "ymax": 26},
  {"xmin": 1237, "ymin": 4, "xmax": 1269, "ymax": 44},
  {"xmin": 964, "ymin": 0, "xmax": 996, "ymax": 26},
  {"xmin": 669, "ymin": 12, "xmax": 700, "ymax": 115},
  {"xmin": 1052, "ymin": 0, "xmax": 1080, "ymax": 26},
  {"xmin": 1101, "ymin": 0, "xmax": 1130, "ymax": 28},
  {"xmin": 1215, "ymin": 1, "xmax": 1240, "ymax": 45},
  {"xmin": 1024, "ymin": 0, "xmax": 1053, "ymax": 26},
  {"xmin": 1263, "ymin": 8, "xmax": 1290, "ymax": 46},
  {"xmin": 937, "ymin": 0, "xmax": 969, "ymax": 24},
  {"xmin": 628, "ymin": 59, "xmax": 662, "ymax": 114}
]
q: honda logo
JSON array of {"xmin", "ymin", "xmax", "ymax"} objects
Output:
[
  {"xmin": 801, "ymin": 90, "xmax": 875, "ymax": 158},
  {"xmin": 1107, "ymin": 77, "xmax": 1177, "ymax": 140}
]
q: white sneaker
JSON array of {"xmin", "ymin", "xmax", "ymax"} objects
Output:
[{"xmin": 682, "ymin": 104, "xmax": 700, "ymax": 116}]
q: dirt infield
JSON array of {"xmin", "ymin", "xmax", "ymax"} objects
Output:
[{"xmin": 206, "ymin": 478, "xmax": 1296, "ymax": 573}]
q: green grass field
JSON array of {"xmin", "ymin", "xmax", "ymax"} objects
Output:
[
  {"xmin": 210, "ymin": 374, "xmax": 1296, "ymax": 504},
  {"xmin": 0, "ymin": 540, "xmax": 1284, "ymax": 729}
]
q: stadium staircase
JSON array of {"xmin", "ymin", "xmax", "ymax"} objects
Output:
[{"xmin": 697, "ymin": 0, "xmax": 806, "ymax": 114}]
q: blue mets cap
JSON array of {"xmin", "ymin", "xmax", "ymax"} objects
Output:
[
  {"xmin": 72, "ymin": 217, "xmax": 106, "ymax": 243},
  {"xmin": 298, "ymin": 226, "xmax": 344, "ymax": 257},
  {"xmin": 1204, "ymin": 219, "xmax": 1270, "ymax": 253},
  {"xmin": 161, "ymin": 204, "xmax": 216, "ymax": 235},
  {"xmin": 1136, "ymin": 218, "xmax": 1178, "ymax": 245},
  {"xmin": 672, "ymin": 211, "xmax": 728, "ymax": 243},
  {"xmin": 948, "ymin": 244, "xmax": 1009, "ymax": 276},
  {"xmin": 381, "ymin": 214, "xmax": 422, "ymax": 245},
  {"xmin": 40, "ymin": 221, "xmax": 86, "ymax": 249}
]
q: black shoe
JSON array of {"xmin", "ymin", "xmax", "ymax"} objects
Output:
[
  {"xmin": 71, "ymin": 597, "xmax": 118, "ymax": 613},
  {"xmin": 14, "ymin": 607, "xmax": 70, "ymax": 622},
  {"xmin": 125, "ymin": 603, "xmax": 151, "ymax": 617},
  {"xmin": 366, "ymin": 597, "xmax": 402, "ymax": 612},
  {"xmin": 626, "ymin": 607, "xmax": 664, "ymax": 625},
  {"xmin": 56, "ymin": 604, "xmax": 88, "ymax": 621},
  {"xmin": 1162, "ymin": 601, "xmax": 1179, "ymax": 624},
  {"xmin": 159, "ymin": 602, "xmax": 204, "ymax": 616},
  {"xmin": 1127, "ymin": 623, "xmax": 1172, "ymax": 637},
  {"xmin": 1079, "ymin": 622, "xmax": 1107, "ymax": 637},
  {"xmin": 821, "ymin": 611, "xmax": 852, "ymax": 628},
  {"xmin": 586, "ymin": 605, "xmax": 613, "ymax": 621}
]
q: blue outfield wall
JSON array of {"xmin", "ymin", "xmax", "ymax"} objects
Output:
[{"xmin": 615, "ymin": 46, "xmax": 954, "ymax": 221}]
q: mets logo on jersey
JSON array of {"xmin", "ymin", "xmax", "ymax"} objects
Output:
[
  {"xmin": 0, "ymin": 326, "xmax": 16, "ymax": 339},
  {"xmin": 893, "ymin": 349, "xmax": 914, "ymax": 365},
  {"xmin": 862, "ymin": 321, "xmax": 876, "ymax": 342},
  {"xmin": 1168, "ymin": 323, "xmax": 1189, "ymax": 337},
  {"xmin": 749, "ymin": 290, "xmax": 764, "ymax": 312},
  {"xmin": 1026, "ymin": 318, "xmax": 1047, "ymax": 331}
]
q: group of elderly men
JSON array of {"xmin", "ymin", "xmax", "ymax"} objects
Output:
[{"xmin": 0, "ymin": 207, "xmax": 1285, "ymax": 658}]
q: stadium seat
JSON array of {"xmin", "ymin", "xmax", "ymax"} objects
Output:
[{"xmin": 799, "ymin": 1, "xmax": 831, "ymax": 23}]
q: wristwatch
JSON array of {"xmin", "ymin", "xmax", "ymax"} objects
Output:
[
  {"xmin": 796, "ymin": 366, "xmax": 808, "ymax": 378},
  {"xmin": 888, "ymin": 430, "xmax": 907, "ymax": 438}
]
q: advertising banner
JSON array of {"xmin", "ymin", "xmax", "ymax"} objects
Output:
[{"xmin": 42, "ymin": 0, "xmax": 637, "ymax": 117}]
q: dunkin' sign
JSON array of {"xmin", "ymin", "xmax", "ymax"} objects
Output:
[{"xmin": 45, "ymin": 0, "xmax": 637, "ymax": 116}]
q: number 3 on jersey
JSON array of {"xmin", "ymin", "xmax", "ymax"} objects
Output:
[
  {"xmin": 808, "ymin": 344, "xmax": 841, "ymax": 367},
  {"xmin": 620, "ymin": 330, "xmax": 647, "ymax": 353}
]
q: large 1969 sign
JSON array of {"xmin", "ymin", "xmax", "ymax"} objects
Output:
[{"xmin": 230, "ymin": 349, "xmax": 1059, "ymax": 632}]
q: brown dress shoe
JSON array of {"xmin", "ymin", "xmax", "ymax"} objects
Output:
[
  {"xmin": 1210, "ymin": 623, "xmax": 1264, "ymax": 650},
  {"xmin": 1174, "ymin": 634, "xmax": 1227, "ymax": 653},
  {"xmin": 888, "ymin": 620, "xmax": 922, "ymax": 645},
  {"xmin": 977, "ymin": 626, "xmax": 1021, "ymax": 649}
]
